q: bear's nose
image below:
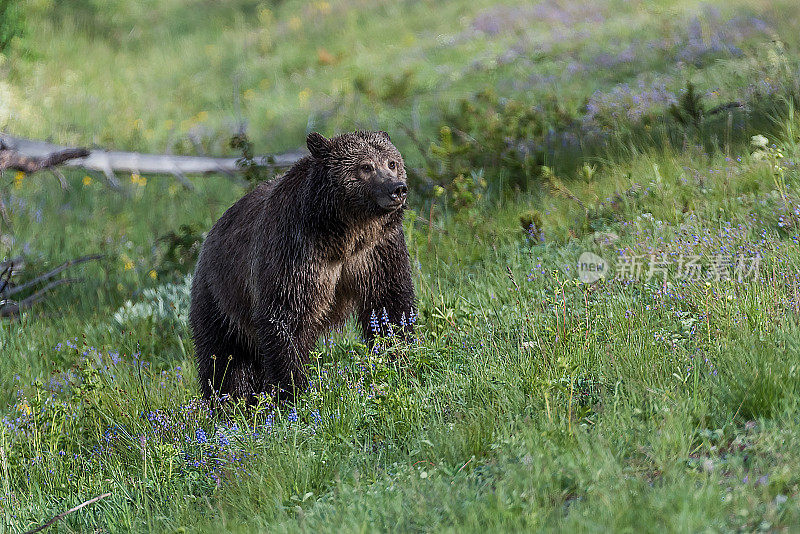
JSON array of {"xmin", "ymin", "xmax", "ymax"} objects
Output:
[{"xmin": 390, "ymin": 183, "xmax": 408, "ymax": 201}]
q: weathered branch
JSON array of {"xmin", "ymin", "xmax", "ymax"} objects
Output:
[
  {"xmin": 23, "ymin": 492, "xmax": 111, "ymax": 534},
  {"xmin": 0, "ymin": 262, "xmax": 12, "ymax": 295},
  {"xmin": 0, "ymin": 139, "xmax": 89, "ymax": 172},
  {"xmin": 3, "ymin": 254, "xmax": 101, "ymax": 298},
  {"xmin": 0, "ymin": 254, "xmax": 101, "ymax": 318},
  {"xmin": 0, "ymin": 255, "xmax": 24, "ymax": 274},
  {"xmin": 0, "ymin": 277, "xmax": 81, "ymax": 317}
]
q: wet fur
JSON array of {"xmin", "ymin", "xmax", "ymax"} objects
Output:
[{"xmin": 189, "ymin": 131, "xmax": 416, "ymax": 403}]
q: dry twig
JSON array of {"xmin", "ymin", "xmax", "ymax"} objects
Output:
[
  {"xmin": 22, "ymin": 492, "xmax": 111, "ymax": 534},
  {"xmin": 0, "ymin": 278, "xmax": 82, "ymax": 318},
  {"xmin": 0, "ymin": 254, "xmax": 101, "ymax": 318},
  {"xmin": 3, "ymin": 254, "xmax": 101, "ymax": 298}
]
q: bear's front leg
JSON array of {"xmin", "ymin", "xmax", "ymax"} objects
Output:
[{"xmin": 357, "ymin": 227, "xmax": 417, "ymax": 345}]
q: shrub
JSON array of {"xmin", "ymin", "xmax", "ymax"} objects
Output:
[
  {"xmin": 418, "ymin": 90, "xmax": 579, "ymax": 216},
  {"xmin": 113, "ymin": 273, "xmax": 192, "ymax": 329},
  {"xmin": 155, "ymin": 224, "xmax": 204, "ymax": 279},
  {"xmin": 230, "ymin": 131, "xmax": 278, "ymax": 188},
  {"xmin": 0, "ymin": 0, "xmax": 24, "ymax": 53},
  {"xmin": 438, "ymin": 89, "xmax": 578, "ymax": 190}
]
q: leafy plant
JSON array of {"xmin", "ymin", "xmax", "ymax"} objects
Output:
[
  {"xmin": 0, "ymin": 0, "xmax": 24, "ymax": 53},
  {"xmin": 519, "ymin": 210, "xmax": 544, "ymax": 244},
  {"xmin": 353, "ymin": 68, "xmax": 419, "ymax": 104},
  {"xmin": 155, "ymin": 224, "xmax": 204, "ymax": 279},
  {"xmin": 423, "ymin": 90, "xmax": 579, "ymax": 203},
  {"xmin": 230, "ymin": 131, "xmax": 277, "ymax": 188},
  {"xmin": 669, "ymin": 81, "xmax": 705, "ymax": 130}
]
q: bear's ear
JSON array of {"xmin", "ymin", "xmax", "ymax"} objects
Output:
[
  {"xmin": 377, "ymin": 130, "xmax": 391, "ymax": 142},
  {"xmin": 307, "ymin": 132, "xmax": 332, "ymax": 159}
]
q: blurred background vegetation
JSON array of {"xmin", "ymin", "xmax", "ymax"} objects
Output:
[{"xmin": 4, "ymin": 0, "xmax": 800, "ymax": 531}]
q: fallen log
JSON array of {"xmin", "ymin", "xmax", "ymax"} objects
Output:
[{"xmin": 0, "ymin": 134, "xmax": 305, "ymax": 177}]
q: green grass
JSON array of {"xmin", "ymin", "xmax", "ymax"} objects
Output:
[
  {"xmin": 3, "ymin": 0, "xmax": 800, "ymax": 532},
  {"xmin": 5, "ymin": 0, "xmax": 800, "ymax": 154}
]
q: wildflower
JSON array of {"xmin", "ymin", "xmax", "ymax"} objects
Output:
[
  {"xmin": 288, "ymin": 16, "xmax": 302, "ymax": 31},
  {"xmin": 369, "ymin": 310, "xmax": 379, "ymax": 335},
  {"xmin": 310, "ymin": 410, "xmax": 322, "ymax": 425},
  {"xmin": 149, "ymin": 270, "xmax": 157, "ymax": 280},
  {"xmin": 131, "ymin": 173, "xmax": 147, "ymax": 187},
  {"xmin": 313, "ymin": 1, "xmax": 331, "ymax": 15},
  {"xmin": 83, "ymin": 175, "xmax": 92, "ymax": 186},
  {"xmin": 195, "ymin": 429, "xmax": 208, "ymax": 443},
  {"xmin": 13, "ymin": 171, "xmax": 24, "ymax": 189},
  {"xmin": 298, "ymin": 88, "xmax": 312, "ymax": 106},
  {"xmin": 287, "ymin": 409, "xmax": 298, "ymax": 423},
  {"xmin": 751, "ymin": 134, "xmax": 768, "ymax": 149},
  {"xmin": 381, "ymin": 307, "xmax": 394, "ymax": 337}
]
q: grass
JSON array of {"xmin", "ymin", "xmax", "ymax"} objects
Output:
[{"xmin": 2, "ymin": 0, "xmax": 800, "ymax": 532}]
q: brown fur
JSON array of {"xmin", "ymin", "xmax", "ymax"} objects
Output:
[{"xmin": 189, "ymin": 131, "xmax": 416, "ymax": 403}]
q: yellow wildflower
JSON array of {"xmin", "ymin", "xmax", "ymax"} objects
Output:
[
  {"xmin": 196, "ymin": 111, "xmax": 209, "ymax": 122},
  {"xmin": 83, "ymin": 175, "xmax": 92, "ymax": 186},
  {"xmin": 131, "ymin": 173, "xmax": 147, "ymax": 186},
  {"xmin": 13, "ymin": 171, "xmax": 24, "ymax": 189},
  {"xmin": 258, "ymin": 7, "xmax": 273, "ymax": 25},
  {"xmin": 289, "ymin": 16, "xmax": 302, "ymax": 30},
  {"xmin": 149, "ymin": 270, "xmax": 158, "ymax": 280},
  {"xmin": 298, "ymin": 88, "xmax": 312, "ymax": 106}
]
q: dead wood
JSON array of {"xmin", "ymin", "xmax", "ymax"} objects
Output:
[
  {"xmin": 0, "ymin": 254, "xmax": 101, "ymax": 318},
  {"xmin": 0, "ymin": 139, "xmax": 89, "ymax": 173},
  {"xmin": 22, "ymin": 492, "xmax": 112, "ymax": 534}
]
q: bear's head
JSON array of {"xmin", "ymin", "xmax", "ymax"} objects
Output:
[{"xmin": 306, "ymin": 131, "xmax": 407, "ymax": 216}]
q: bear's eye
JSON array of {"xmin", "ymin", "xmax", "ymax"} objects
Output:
[
  {"xmin": 388, "ymin": 160, "xmax": 396, "ymax": 170},
  {"xmin": 360, "ymin": 164, "xmax": 374, "ymax": 173}
]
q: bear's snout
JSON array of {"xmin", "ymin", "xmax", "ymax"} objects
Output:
[
  {"xmin": 375, "ymin": 181, "xmax": 408, "ymax": 210},
  {"xmin": 390, "ymin": 182, "xmax": 408, "ymax": 202}
]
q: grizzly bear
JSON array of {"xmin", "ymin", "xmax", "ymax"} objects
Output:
[{"xmin": 189, "ymin": 130, "xmax": 416, "ymax": 403}]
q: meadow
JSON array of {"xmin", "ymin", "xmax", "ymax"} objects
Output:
[{"xmin": 2, "ymin": 0, "xmax": 800, "ymax": 531}]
